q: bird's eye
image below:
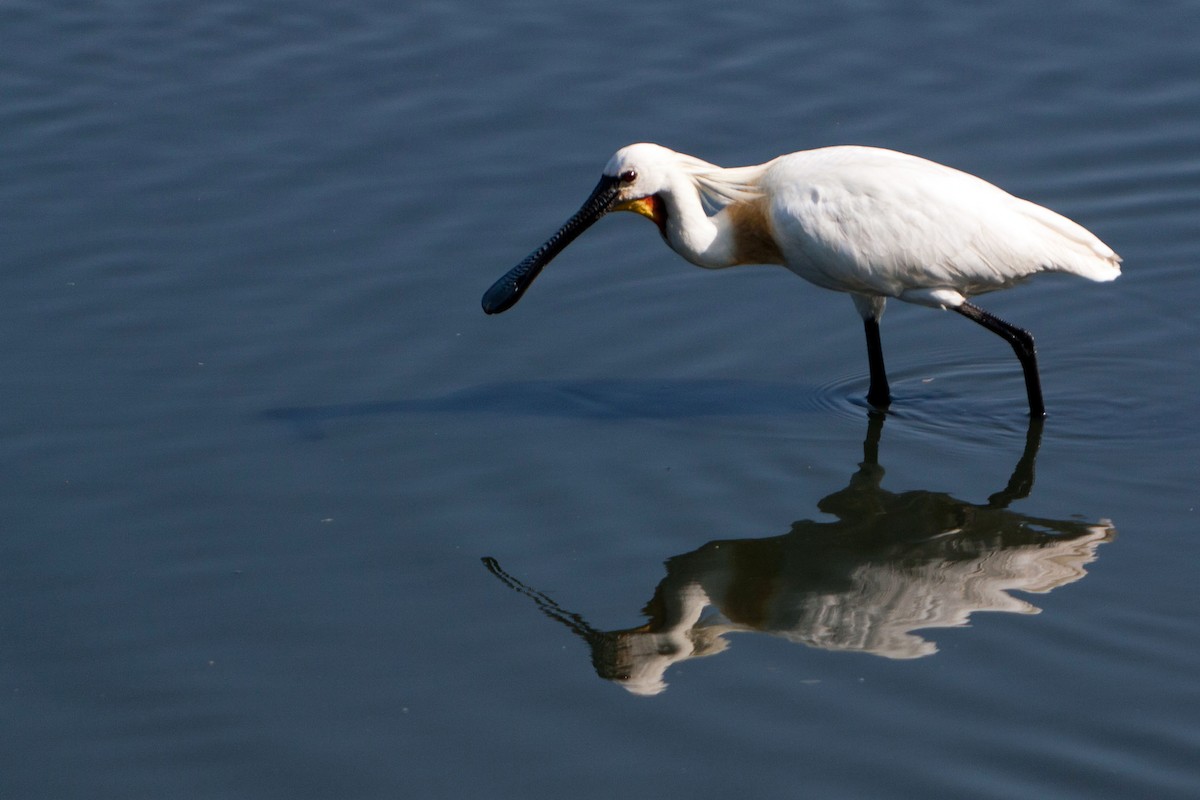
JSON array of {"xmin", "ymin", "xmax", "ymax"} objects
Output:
[{"xmin": 619, "ymin": 169, "xmax": 637, "ymax": 184}]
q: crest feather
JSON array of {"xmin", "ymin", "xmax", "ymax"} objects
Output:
[{"xmin": 677, "ymin": 156, "xmax": 767, "ymax": 212}]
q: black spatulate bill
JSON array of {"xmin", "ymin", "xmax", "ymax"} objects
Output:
[{"xmin": 482, "ymin": 175, "xmax": 621, "ymax": 314}]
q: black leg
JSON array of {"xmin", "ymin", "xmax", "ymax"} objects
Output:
[
  {"xmin": 955, "ymin": 301, "xmax": 1046, "ymax": 417},
  {"xmin": 863, "ymin": 317, "xmax": 892, "ymax": 409}
]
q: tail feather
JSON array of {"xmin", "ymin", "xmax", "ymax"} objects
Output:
[{"xmin": 1020, "ymin": 199, "xmax": 1121, "ymax": 282}]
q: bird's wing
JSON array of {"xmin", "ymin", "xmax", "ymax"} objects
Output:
[{"xmin": 764, "ymin": 148, "xmax": 1118, "ymax": 301}]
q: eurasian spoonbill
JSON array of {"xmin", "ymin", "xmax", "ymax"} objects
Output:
[{"xmin": 482, "ymin": 143, "xmax": 1120, "ymax": 416}]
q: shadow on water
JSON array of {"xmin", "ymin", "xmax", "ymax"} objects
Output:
[
  {"xmin": 260, "ymin": 377, "xmax": 1045, "ymax": 440},
  {"xmin": 483, "ymin": 414, "xmax": 1115, "ymax": 696},
  {"xmin": 261, "ymin": 379, "xmax": 829, "ymax": 438}
]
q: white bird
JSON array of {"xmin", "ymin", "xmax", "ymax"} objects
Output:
[{"xmin": 482, "ymin": 143, "xmax": 1120, "ymax": 416}]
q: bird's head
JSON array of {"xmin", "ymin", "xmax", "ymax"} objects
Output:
[{"xmin": 603, "ymin": 143, "xmax": 677, "ymax": 229}]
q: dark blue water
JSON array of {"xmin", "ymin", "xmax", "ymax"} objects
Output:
[{"xmin": 3, "ymin": 1, "xmax": 1198, "ymax": 798}]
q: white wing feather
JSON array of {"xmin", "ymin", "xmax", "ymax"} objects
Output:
[{"xmin": 764, "ymin": 147, "xmax": 1120, "ymax": 302}]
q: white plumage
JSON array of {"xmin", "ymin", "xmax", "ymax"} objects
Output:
[
  {"xmin": 761, "ymin": 146, "xmax": 1118, "ymax": 297},
  {"xmin": 483, "ymin": 142, "xmax": 1120, "ymax": 416}
]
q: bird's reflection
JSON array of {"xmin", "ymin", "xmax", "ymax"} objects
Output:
[{"xmin": 483, "ymin": 414, "xmax": 1114, "ymax": 696}]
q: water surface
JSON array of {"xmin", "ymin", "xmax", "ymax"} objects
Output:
[{"xmin": 3, "ymin": 1, "xmax": 1198, "ymax": 798}]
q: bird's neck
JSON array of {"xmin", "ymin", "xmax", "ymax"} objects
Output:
[
  {"xmin": 659, "ymin": 187, "xmax": 733, "ymax": 269},
  {"xmin": 660, "ymin": 180, "xmax": 782, "ymax": 269}
]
